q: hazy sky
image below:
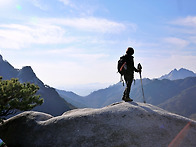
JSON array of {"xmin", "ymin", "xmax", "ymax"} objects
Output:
[{"xmin": 0, "ymin": 0, "xmax": 196, "ymax": 95}]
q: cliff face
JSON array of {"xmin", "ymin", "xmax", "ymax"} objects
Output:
[{"xmin": 1, "ymin": 102, "xmax": 196, "ymax": 147}]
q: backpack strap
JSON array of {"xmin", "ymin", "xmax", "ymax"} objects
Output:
[{"xmin": 120, "ymin": 62, "xmax": 126, "ymax": 73}]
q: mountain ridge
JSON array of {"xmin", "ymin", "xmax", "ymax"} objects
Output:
[
  {"xmin": 58, "ymin": 77, "xmax": 196, "ymax": 120},
  {"xmin": 1, "ymin": 54, "xmax": 196, "ymax": 120},
  {"xmin": 159, "ymin": 85, "xmax": 196, "ymax": 118},
  {"xmin": 159, "ymin": 68, "xmax": 196, "ymax": 80},
  {"xmin": 0, "ymin": 55, "xmax": 73, "ymax": 116}
]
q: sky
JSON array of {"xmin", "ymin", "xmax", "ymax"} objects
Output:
[{"xmin": 0, "ymin": 0, "xmax": 196, "ymax": 95}]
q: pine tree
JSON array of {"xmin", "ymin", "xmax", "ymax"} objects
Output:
[{"xmin": 0, "ymin": 77, "xmax": 43, "ymax": 121}]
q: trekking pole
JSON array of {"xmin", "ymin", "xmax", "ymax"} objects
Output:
[{"xmin": 137, "ymin": 63, "xmax": 146, "ymax": 103}]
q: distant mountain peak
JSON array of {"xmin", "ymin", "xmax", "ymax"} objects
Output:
[
  {"xmin": 17, "ymin": 66, "xmax": 40, "ymax": 84},
  {"xmin": 19, "ymin": 66, "xmax": 36, "ymax": 76},
  {"xmin": 179, "ymin": 68, "xmax": 185, "ymax": 70},
  {"xmin": 159, "ymin": 68, "xmax": 196, "ymax": 80},
  {"xmin": 0, "ymin": 55, "xmax": 18, "ymax": 79},
  {"xmin": 179, "ymin": 68, "xmax": 190, "ymax": 72},
  {"xmin": 21, "ymin": 66, "xmax": 34, "ymax": 74},
  {"xmin": 0, "ymin": 54, "xmax": 4, "ymax": 62}
]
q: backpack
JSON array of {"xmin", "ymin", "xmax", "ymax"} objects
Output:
[
  {"xmin": 117, "ymin": 55, "xmax": 127, "ymax": 86},
  {"xmin": 117, "ymin": 55, "xmax": 126, "ymax": 75}
]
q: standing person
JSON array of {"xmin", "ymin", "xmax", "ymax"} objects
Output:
[{"xmin": 120, "ymin": 47, "xmax": 140, "ymax": 102}]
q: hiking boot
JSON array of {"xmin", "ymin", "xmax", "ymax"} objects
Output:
[
  {"xmin": 122, "ymin": 96, "xmax": 126, "ymax": 101},
  {"xmin": 124, "ymin": 97, "xmax": 133, "ymax": 102}
]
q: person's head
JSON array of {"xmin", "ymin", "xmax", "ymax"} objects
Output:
[{"xmin": 126, "ymin": 47, "xmax": 134, "ymax": 55}]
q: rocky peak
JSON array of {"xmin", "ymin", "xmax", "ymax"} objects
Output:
[
  {"xmin": 21, "ymin": 66, "xmax": 35, "ymax": 74},
  {"xmin": 170, "ymin": 68, "xmax": 177, "ymax": 73},
  {"xmin": 17, "ymin": 66, "xmax": 37, "ymax": 82},
  {"xmin": 0, "ymin": 54, "xmax": 3, "ymax": 62},
  {"xmin": 17, "ymin": 66, "xmax": 45, "ymax": 87},
  {"xmin": 19, "ymin": 66, "xmax": 35, "ymax": 75},
  {"xmin": 1, "ymin": 102, "xmax": 196, "ymax": 146}
]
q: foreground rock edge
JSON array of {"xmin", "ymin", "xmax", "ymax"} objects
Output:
[{"xmin": 1, "ymin": 101, "xmax": 196, "ymax": 147}]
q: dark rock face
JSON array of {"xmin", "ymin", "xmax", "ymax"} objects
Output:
[{"xmin": 1, "ymin": 102, "xmax": 196, "ymax": 147}]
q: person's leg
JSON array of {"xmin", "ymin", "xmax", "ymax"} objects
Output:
[
  {"xmin": 122, "ymin": 85, "xmax": 127, "ymax": 100},
  {"xmin": 126, "ymin": 79, "xmax": 132, "ymax": 98},
  {"xmin": 122, "ymin": 74, "xmax": 133, "ymax": 101}
]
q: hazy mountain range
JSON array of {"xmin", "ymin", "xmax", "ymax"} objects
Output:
[
  {"xmin": 0, "ymin": 55, "xmax": 73, "ymax": 116},
  {"xmin": 1, "ymin": 54, "xmax": 196, "ymax": 120},
  {"xmin": 159, "ymin": 68, "xmax": 196, "ymax": 80},
  {"xmin": 57, "ymin": 68, "xmax": 196, "ymax": 120}
]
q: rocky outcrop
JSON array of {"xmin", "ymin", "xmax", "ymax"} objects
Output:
[{"xmin": 0, "ymin": 102, "xmax": 196, "ymax": 147}]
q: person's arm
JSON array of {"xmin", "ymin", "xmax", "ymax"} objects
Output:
[{"xmin": 134, "ymin": 67, "xmax": 140, "ymax": 72}]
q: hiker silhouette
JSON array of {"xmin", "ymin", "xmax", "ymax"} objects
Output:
[{"xmin": 119, "ymin": 47, "xmax": 141, "ymax": 102}]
